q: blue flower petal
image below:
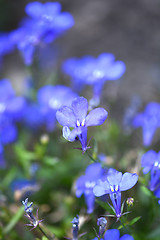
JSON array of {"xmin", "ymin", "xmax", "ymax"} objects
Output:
[
  {"xmin": 0, "ymin": 79, "xmax": 14, "ymax": 101},
  {"xmin": 142, "ymin": 125, "xmax": 156, "ymax": 146},
  {"xmin": 72, "ymin": 97, "xmax": 88, "ymax": 123},
  {"xmin": 63, "ymin": 126, "xmax": 81, "ymax": 142},
  {"xmin": 1, "ymin": 123, "xmax": 17, "ymax": 145},
  {"xmin": 107, "ymin": 171, "xmax": 122, "ymax": 186},
  {"xmin": 25, "ymin": 2, "xmax": 44, "ymax": 18},
  {"xmin": 104, "ymin": 229, "xmax": 120, "ymax": 240},
  {"xmin": 120, "ymin": 234, "xmax": 134, "ymax": 240},
  {"xmin": 93, "ymin": 180, "xmax": 110, "ymax": 196},
  {"xmin": 56, "ymin": 106, "xmax": 76, "ymax": 127},
  {"xmin": 120, "ymin": 173, "xmax": 138, "ymax": 191},
  {"xmin": 85, "ymin": 163, "xmax": 104, "ymax": 181},
  {"xmin": 6, "ymin": 97, "xmax": 26, "ymax": 120},
  {"xmin": 141, "ymin": 150, "xmax": 157, "ymax": 174},
  {"xmin": 86, "ymin": 108, "xmax": 108, "ymax": 127},
  {"xmin": 84, "ymin": 192, "xmax": 95, "ymax": 214},
  {"xmin": 105, "ymin": 61, "xmax": 126, "ymax": 80}
]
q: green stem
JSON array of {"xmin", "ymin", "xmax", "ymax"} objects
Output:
[
  {"xmin": 38, "ymin": 225, "xmax": 54, "ymax": 240},
  {"xmin": 86, "ymin": 150, "xmax": 97, "ymax": 162},
  {"xmin": 119, "ymin": 219, "xmax": 130, "ymax": 234}
]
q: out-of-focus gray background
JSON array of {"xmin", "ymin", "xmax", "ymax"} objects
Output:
[{"xmin": 1, "ymin": 0, "xmax": 160, "ymax": 110}]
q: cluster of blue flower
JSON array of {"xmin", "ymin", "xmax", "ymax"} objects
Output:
[{"xmin": 2, "ymin": 1, "xmax": 158, "ymax": 239}]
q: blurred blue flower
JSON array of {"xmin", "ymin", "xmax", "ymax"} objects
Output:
[
  {"xmin": 123, "ymin": 96, "xmax": 141, "ymax": 134},
  {"xmin": 23, "ymin": 103, "xmax": 45, "ymax": 130},
  {"xmin": 141, "ymin": 150, "xmax": 160, "ymax": 192},
  {"xmin": 23, "ymin": 85, "xmax": 77, "ymax": 131},
  {"xmin": 56, "ymin": 96, "xmax": 108, "ymax": 152},
  {"xmin": 10, "ymin": 1, "xmax": 74, "ymax": 65},
  {"xmin": 11, "ymin": 179, "xmax": 39, "ymax": 201},
  {"xmin": 62, "ymin": 53, "xmax": 125, "ymax": 105},
  {"xmin": 37, "ymin": 85, "xmax": 78, "ymax": 131},
  {"xmin": 76, "ymin": 163, "xmax": 105, "ymax": 214},
  {"xmin": 133, "ymin": 102, "xmax": 160, "ymax": 146},
  {"xmin": 93, "ymin": 229, "xmax": 134, "ymax": 240},
  {"xmin": 25, "ymin": 1, "xmax": 74, "ymax": 43},
  {"xmin": 93, "ymin": 169, "xmax": 138, "ymax": 219},
  {"xmin": 0, "ymin": 79, "xmax": 26, "ymax": 161}
]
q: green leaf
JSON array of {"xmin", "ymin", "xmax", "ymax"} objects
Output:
[
  {"xmin": 3, "ymin": 206, "xmax": 24, "ymax": 234},
  {"xmin": 140, "ymin": 185, "xmax": 152, "ymax": 197},
  {"xmin": 43, "ymin": 156, "xmax": 59, "ymax": 166},
  {"xmin": 96, "ymin": 199, "xmax": 115, "ymax": 214},
  {"xmin": 128, "ymin": 216, "xmax": 141, "ymax": 226}
]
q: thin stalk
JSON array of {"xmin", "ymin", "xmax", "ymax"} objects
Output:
[{"xmin": 38, "ymin": 225, "xmax": 54, "ymax": 240}]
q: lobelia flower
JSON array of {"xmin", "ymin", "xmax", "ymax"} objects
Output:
[
  {"xmin": 62, "ymin": 53, "xmax": 125, "ymax": 106},
  {"xmin": 10, "ymin": 1, "xmax": 74, "ymax": 65},
  {"xmin": 93, "ymin": 229, "xmax": 134, "ymax": 240},
  {"xmin": 37, "ymin": 85, "xmax": 78, "ymax": 131},
  {"xmin": 11, "ymin": 179, "xmax": 39, "ymax": 201},
  {"xmin": 75, "ymin": 163, "xmax": 105, "ymax": 214},
  {"xmin": 141, "ymin": 150, "xmax": 160, "ymax": 195},
  {"xmin": 56, "ymin": 96, "xmax": 108, "ymax": 152},
  {"xmin": 93, "ymin": 169, "xmax": 138, "ymax": 219},
  {"xmin": 97, "ymin": 217, "xmax": 107, "ymax": 238},
  {"xmin": 23, "ymin": 85, "xmax": 77, "ymax": 131},
  {"xmin": 22, "ymin": 198, "xmax": 43, "ymax": 231},
  {"xmin": 0, "ymin": 79, "xmax": 26, "ymax": 161},
  {"xmin": 72, "ymin": 215, "xmax": 79, "ymax": 240},
  {"xmin": 132, "ymin": 102, "xmax": 160, "ymax": 146}
]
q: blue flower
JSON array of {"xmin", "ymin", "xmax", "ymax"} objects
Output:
[
  {"xmin": 10, "ymin": 1, "xmax": 74, "ymax": 65},
  {"xmin": 25, "ymin": 1, "xmax": 74, "ymax": 43},
  {"xmin": 132, "ymin": 102, "xmax": 160, "ymax": 146},
  {"xmin": 37, "ymin": 85, "xmax": 78, "ymax": 131},
  {"xmin": 11, "ymin": 179, "xmax": 39, "ymax": 201},
  {"xmin": 23, "ymin": 85, "xmax": 77, "ymax": 131},
  {"xmin": 22, "ymin": 198, "xmax": 43, "ymax": 230},
  {"xmin": 141, "ymin": 150, "xmax": 160, "ymax": 192},
  {"xmin": 23, "ymin": 104, "xmax": 45, "ymax": 130},
  {"xmin": 0, "ymin": 79, "xmax": 26, "ymax": 159},
  {"xmin": 97, "ymin": 217, "xmax": 107, "ymax": 238},
  {"xmin": 72, "ymin": 215, "xmax": 79, "ymax": 239},
  {"xmin": 76, "ymin": 163, "xmax": 105, "ymax": 214},
  {"xmin": 62, "ymin": 53, "xmax": 125, "ymax": 104},
  {"xmin": 93, "ymin": 169, "xmax": 138, "ymax": 219},
  {"xmin": 93, "ymin": 229, "xmax": 134, "ymax": 240},
  {"xmin": 56, "ymin": 96, "xmax": 108, "ymax": 152}
]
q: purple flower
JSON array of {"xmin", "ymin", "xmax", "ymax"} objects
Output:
[
  {"xmin": 76, "ymin": 163, "xmax": 105, "ymax": 214},
  {"xmin": 93, "ymin": 229, "xmax": 134, "ymax": 240},
  {"xmin": 10, "ymin": 1, "xmax": 74, "ymax": 65},
  {"xmin": 132, "ymin": 102, "xmax": 160, "ymax": 146},
  {"xmin": 62, "ymin": 53, "xmax": 125, "ymax": 104},
  {"xmin": 25, "ymin": 1, "xmax": 74, "ymax": 43},
  {"xmin": 141, "ymin": 150, "xmax": 160, "ymax": 192},
  {"xmin": 93, "ymin": 169, "xmax": 138, "ymax": 219},
  {"xmin": 22, "ymin": 198, "xmax": 43, "ymax": 230},
  {"xmin": 23, "ymin": 85, "xmax": 77, "ymax": 131},
  {"xmin": 11, "ymin": 179, "xmax": 39, "ymax": 201},
  {"xmin": 37, "ymin": 85, "xmax": 78, "ymax": 131},
  {"xmin": 56, "ymin": 96, "xmax": 108, "ymax": 152},
  {"xmin": 0, "ymin": 79, "xmax": 26, "ymax": 160}
]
